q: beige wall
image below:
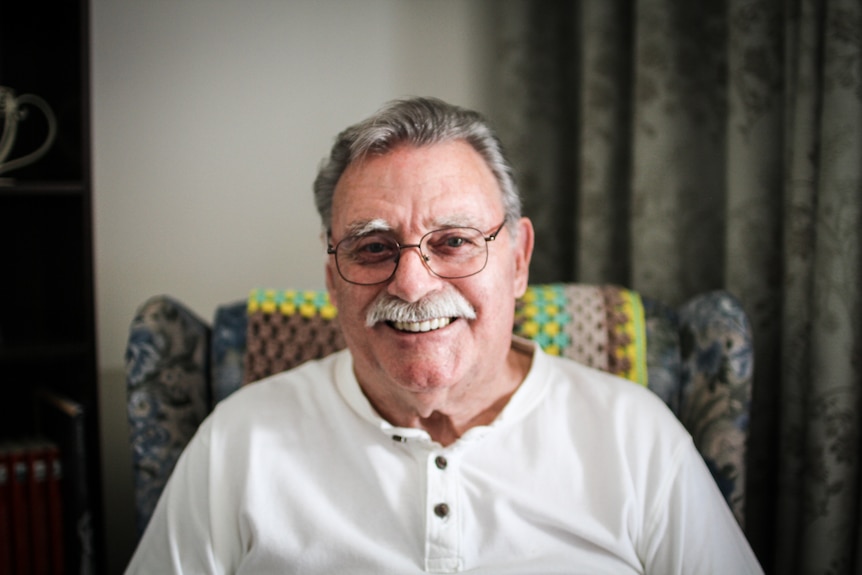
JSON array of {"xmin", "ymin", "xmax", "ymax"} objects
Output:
[{"xmin": 91, "ymin": 0, "xmax": 493, "ymax": 571}]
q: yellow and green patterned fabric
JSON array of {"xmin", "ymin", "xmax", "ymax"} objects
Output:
[
  {"xmin": 513, "ymin": 284, "xmax": 647, "ymax": 386},
  {"xmin": 244, "ymin": 289, "xmax": 345, "ymax": 384},
  {"xmin": 247, "ymin": 288, "xmax": 338, "ymax": 319},
  {"xmin": 245, "ymin": 284, "xmax": 647, "ymax": 387}
]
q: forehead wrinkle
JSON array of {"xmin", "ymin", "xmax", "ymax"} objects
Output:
[{"xmin": 430, "ymin": 215, "xmax": 482, "ymax": 229}]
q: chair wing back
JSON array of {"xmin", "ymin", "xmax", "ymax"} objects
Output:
[
  {"xmin": 678, "ymin": 292, "xmax": 753, "ymax": 525},
  {"xmin": 125, "ymin": 296, "xmax": 211, "ymax": 536}
]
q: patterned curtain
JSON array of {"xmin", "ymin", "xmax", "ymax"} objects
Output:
[{"xmin": 487, "ymin": 0, "xmax": 862, "ymax": 573}]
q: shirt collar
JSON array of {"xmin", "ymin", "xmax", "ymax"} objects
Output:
[{"xmin": 334, "ymin": 337, "xmax": 550, "ymax": 446}]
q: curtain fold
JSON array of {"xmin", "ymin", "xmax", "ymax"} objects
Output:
[
  {"xmin": 489, "ymin": 0, "xmax": 862, "ymax": 572},
  {"xmin": 778, "ymin": 1, "xmax": 862, "ymax": 570},
  {"xmin": 576, "ymin": 0, "xmax": 634, "ymax": 284}
]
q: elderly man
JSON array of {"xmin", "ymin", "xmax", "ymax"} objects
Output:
[{"xmin": 126, "ymin": 98, "xmax": 762, "ymax": 573}]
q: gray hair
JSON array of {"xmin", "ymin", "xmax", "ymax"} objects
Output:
[{"xmin": 313, "ymin": 97, "xmax": 521, "ymax": 232}]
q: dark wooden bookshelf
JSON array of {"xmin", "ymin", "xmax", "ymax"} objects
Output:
[{"xmin": 0, "ymin": 0, "xmax": 103, "ymax": 572}]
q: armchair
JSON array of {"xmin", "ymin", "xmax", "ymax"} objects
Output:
[{"xmin": 125, "ymin": 284, "xmax": 753, "ymax": 537}]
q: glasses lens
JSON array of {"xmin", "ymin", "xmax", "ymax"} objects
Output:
[
  {"xmin": 335, "ymin": 234, "xmax": 399, "ymax": 284},
  {"xmin": 332, "ymin": 226, "xmax": 492, "ymax": 285},
  {"xmin": 422, "ymin": 227, "xmax": 488, "ymax": 278}
]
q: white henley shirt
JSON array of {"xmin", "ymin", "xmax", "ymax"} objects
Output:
[{"xmin": 126, "ymin": 338, "xmax": 762, "ymax": 574}]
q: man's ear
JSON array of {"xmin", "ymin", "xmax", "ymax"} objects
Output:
[{"xmin": 512, "ymin": 217, "xmax": 534, "ymax": 298}]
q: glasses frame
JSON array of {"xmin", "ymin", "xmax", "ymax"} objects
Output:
[{"xmin": 327, "ymin": 220, "xmax": 508, "ymax": 286}]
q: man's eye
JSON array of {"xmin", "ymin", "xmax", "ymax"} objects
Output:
[
  {"xmin": 362, "ymin": 242, "xmax": 389, "ymax": 254},
  {"xmin": 431, "ymin": 232, "xmax": 476, "ymax": 251},
  {"xmin": 347, "ymin": 237, "xmax": 397, "ymax": 262}
]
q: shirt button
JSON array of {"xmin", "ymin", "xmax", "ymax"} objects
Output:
[
  {"xmin": 434, "ymin": 455, "xmax": 448, "ymax": 470},
  {"xmin": 434, "ymin": 503, "xmax": 450, "ymax": 518}
]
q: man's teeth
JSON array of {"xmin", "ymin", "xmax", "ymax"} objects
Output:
[{"xmin": 392, "ymin": 317, "xmax": 452, "ymax": 333}]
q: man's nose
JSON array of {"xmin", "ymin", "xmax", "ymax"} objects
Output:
[{"xmin": 386, "ymin": 245, "xmax": 439, "ymax": 303}]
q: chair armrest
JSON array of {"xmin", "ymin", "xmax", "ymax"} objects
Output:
[
  {"xmin": 125, "ymin": 295, "xmax": 211, "ymax": 536},
  {"xmin": 678, "ymin": 291, "xmax": 754, "ymax": 527}
]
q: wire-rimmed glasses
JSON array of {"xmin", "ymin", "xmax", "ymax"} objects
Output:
[{"xmin": 327, "ymin": 220, "xmax": 507, "ymax": 286}]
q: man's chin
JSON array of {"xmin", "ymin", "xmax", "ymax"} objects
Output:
[{"xmin": 375, "ymin": 354, "xmax": 463, "ymax": 391}]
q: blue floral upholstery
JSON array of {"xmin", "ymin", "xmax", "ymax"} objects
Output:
[
  {"xmin": 678, "ymin": 292, "xmax": 753, "ymax": 526},
  {"xmin": 210, "ymin": 301, "xmax": 247, "ymax": 406},
  {"xmin": 125, "ymin": 285, "xmax": 753, "ymax": 536},
  {"xmin": 125, "ymin": 297, "xmax": 211, "ymax": 536}
]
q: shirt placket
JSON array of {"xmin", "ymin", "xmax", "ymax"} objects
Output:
[{"xmin": 424, "ymin": 449, "xmax": 461, "ymax": 573}]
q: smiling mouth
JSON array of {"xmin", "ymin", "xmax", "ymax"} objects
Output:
[{"xmin": 389, "ymin": 317, "xmax": 454, "ymax": 333}]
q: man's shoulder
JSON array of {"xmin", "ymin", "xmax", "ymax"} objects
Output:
[
  {"xmin": 542, "ymin": 351, "xmax": 654, "ymax": 399},
  {"xmin": 540, "ymin": 351, "xmax": 683, "ymax": 434},
  {"xmin": 212, "ymin": 349, "xmax": 348, "ymax": 419}
]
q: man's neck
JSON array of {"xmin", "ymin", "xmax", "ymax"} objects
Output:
[
  {"xmin": 405, "ymin": 389, "xmax": 521, "ymax": 446},
  {"xmin": 360, "ymin": 344, "xmax": 534, "ymax": 446}
]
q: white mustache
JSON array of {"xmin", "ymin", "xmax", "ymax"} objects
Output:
[{"xmin": 365, "ymin": 289, "xmax": 477, "ymax": 327}]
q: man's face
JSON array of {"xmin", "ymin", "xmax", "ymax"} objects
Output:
[{"xmin": 325, "ymin": 140, "xmax": 533, "ymax": 415}]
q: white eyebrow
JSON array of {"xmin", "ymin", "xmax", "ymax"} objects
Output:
[
  {"xmin": 338, "ymin": 215, "xmax": 489, "ymax": 239},
  {"xmin": 344, "ymin": 218, "xmax": 393, "ymax": 237}
]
